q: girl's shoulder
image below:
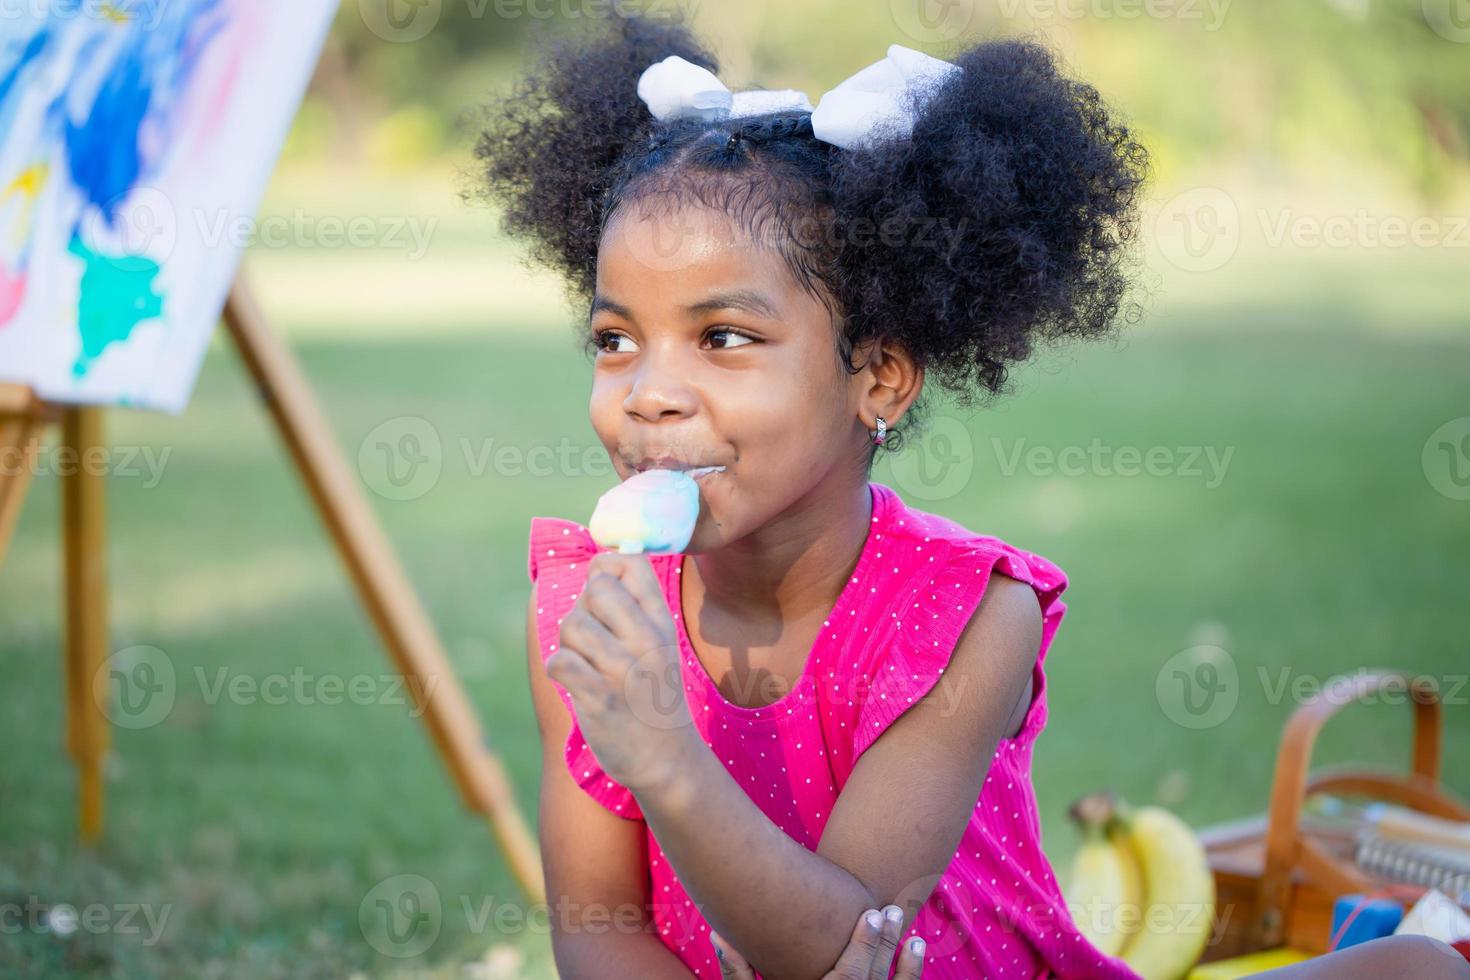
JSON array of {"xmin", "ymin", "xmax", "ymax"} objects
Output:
[
  {"xmin": 525, "ymin": 515, "xmax": 620, "ymax": 640},
  {"xmin": 869, "ymin": 481, "xmax": 1068, "ymax": 604},
  {"xmin": 527, "ymin": 513, "xmax": 604, "ymax": 580},
  {"xmin": 526, "ymin": 513, "xmax": 683, "ymax": 583},
  {"xmin": 836, "ymin": 484, "xmax": 1071, "ymax": 767}
]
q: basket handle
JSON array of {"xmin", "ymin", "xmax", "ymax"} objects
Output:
[{"xmin": 1250, "ymin": 670, "xmax": 1445, "ymax": 947}]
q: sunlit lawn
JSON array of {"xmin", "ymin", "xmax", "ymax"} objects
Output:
[{"xmin": 2, "ymin": 168, "xmax": 1468, "ymax": 977}]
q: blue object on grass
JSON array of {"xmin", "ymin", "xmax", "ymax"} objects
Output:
[{"xmin": 1329, "ymin": 894, "xmax": 1403, "ymax": 950}]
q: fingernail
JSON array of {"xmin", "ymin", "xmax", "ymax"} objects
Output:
[
  {"xmin": 715, "ymin": 946, "xmax": 724, "ymax": 961},
  {"xmin": 884, "ymin": 905, "xmax": 903, "ymax": 923},
  {"xmin": 910, "ymin": 937, "xmax": 926, "ymax": 956},
  {"xmin": 864, "ymin": 909, "xmax": 882, "ymax": 930}
]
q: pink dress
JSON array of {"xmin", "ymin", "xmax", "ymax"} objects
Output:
[{"xmin": 527, "ymin": 480, "xmax": 1143, "ymax": 979}]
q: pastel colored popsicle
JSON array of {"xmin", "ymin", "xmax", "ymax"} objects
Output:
[{"xmin": 589, "ymin": 467, "xmax": 720, "ymax": 554}]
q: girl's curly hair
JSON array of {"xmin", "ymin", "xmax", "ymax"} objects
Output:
[{"xmin": 471, "ymin": 13, "xmax": 1149, "ymax": 454}]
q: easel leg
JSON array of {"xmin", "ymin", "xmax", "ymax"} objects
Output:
[
  {"xmin": 0, "ymin": 412, "xmax": 42, "ymax": 569},
  {"xmin": 221, "ymin": 277, "xmax": 544, "ymax": 904},
  {"xmin": 61, "ymin": 405, "xmax": 109, "ymax": 844}
]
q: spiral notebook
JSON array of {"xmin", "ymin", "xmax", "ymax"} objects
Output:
[{"xmin": 1354, "ymin": 831, "xmax": 1470, "ymax": 903}]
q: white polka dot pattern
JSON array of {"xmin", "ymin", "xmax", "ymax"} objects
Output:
[{"xmin": 526, "ymin": 482, "xmax": 1144, "ymax": 979}]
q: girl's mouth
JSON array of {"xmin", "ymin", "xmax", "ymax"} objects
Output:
[{"xmin": 631, "ymin": 461, "xmax": 728, "ymax": 481}]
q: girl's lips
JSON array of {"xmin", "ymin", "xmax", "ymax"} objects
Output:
[{"xmin": 631, "ymin": 464, "xmax": 726, "ymax": 480}]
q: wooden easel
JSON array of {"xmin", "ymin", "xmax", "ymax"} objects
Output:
[{"xmin": 0, "ymin": 275, "xmax": 545, "ymax": 904}]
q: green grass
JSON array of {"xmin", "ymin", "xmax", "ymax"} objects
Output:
[{"xmin": 2, "ymin": 172, "xmax": 1469, "ymax": 977}]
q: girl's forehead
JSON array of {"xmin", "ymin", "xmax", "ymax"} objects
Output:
[{"xmin": 598, "ymin": 203, "xmax": 794, "ymax": 298}]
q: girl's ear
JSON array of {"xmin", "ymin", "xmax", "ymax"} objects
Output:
[{"xmin": 854, "ymin": 336, "xmax": 923, "ymax": 431}]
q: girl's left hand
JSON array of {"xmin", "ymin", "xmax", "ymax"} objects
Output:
[{"xmin": 546, "ymin": 551, "xmax": 698, "ymax": 795}]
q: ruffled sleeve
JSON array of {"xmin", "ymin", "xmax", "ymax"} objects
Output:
[
  {"xmin": 847, "ymin": 539, "xmax": 1069, "ymax": 768},
  {"xmin": 526, "ymin": 516, "xmax": 645, "ymax": 820}
]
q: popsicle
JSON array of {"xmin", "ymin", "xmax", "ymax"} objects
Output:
[{"xmin": 589, "ymin": 466, "xmax": 722, "ymax": 554}]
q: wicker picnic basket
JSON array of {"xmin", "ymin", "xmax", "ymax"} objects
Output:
[{"xmin": 1197, "ymin": 670, "xmax": 1470, "ymax": 962}]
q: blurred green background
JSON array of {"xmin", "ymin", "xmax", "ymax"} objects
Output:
[{"xmin": 2, "ymin": 0, "xmax": 1469, "ymax": 976}]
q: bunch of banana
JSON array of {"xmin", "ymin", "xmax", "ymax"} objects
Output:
[{"xmin": 1063, "ymin": 792, "xmax": 1216, "ymax": 980}]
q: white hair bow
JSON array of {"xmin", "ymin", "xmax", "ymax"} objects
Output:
[{"xmin": 636, "ymin": 44, "xmax": 962, "ymax": 151}]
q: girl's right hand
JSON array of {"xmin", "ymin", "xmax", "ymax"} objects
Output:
[{"xmin": 710, "ymin": 905, "xmax": 926, "ymax": 979}]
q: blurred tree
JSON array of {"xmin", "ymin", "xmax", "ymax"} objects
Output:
[{"xmin": 300, "ymin": 0, "xmax": 1468, "ymax": 198}]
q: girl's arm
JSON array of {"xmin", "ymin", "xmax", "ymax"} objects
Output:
[
  {"xmin": 636, "ymin": 573, "xmax": 1043, "ymax": 980},
  {"xmin": 526, "ymin": 595, "xmax": 694, "ymax": 979},
  {"xmin": 1247, "ymin": 934, "xmax": 1470, "ymax": 979}
]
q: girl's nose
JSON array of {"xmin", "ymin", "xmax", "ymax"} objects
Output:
[{"xmin": 623, "ymin": 358, "xmax": 697, "ymax": 422}]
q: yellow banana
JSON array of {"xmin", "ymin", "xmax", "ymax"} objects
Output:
[
  {"xmin": 1070, "ymin": 811, "xmax": 1146, "ymax": 957},
  {"xmin": 1115, "ymin": 802, "xmax": 1216, "ymax": 980}
]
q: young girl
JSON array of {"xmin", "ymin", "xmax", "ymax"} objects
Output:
[{"xmin": 476, "ymin": 13, "xmax": 1470, "ymax": 980}]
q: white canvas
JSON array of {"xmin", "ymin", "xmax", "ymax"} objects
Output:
[{"xmin": 0, "ymin": 1, "xmax": 336, "ymax": 414}]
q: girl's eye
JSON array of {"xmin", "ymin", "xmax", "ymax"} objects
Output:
[
  {"xmin": 593, "ymin": 330, "xmax": 638, "ymax": 354},
  {"xmin": 592, "ymin": 328, "xmax": 757, "ymax": 353},
  {"xmin": 706, "ymin": 327, "xmax": 756, "ymax": 350}
]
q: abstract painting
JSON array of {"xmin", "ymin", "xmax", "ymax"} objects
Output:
[{"xmin": 0, "ymin": 1, "xmax": 335, "ymax": 413}]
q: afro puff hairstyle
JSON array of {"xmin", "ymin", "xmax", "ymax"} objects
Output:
[{"xmin": 472, "ymin": 12, "xmax": 1150, "ymax": 454}]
